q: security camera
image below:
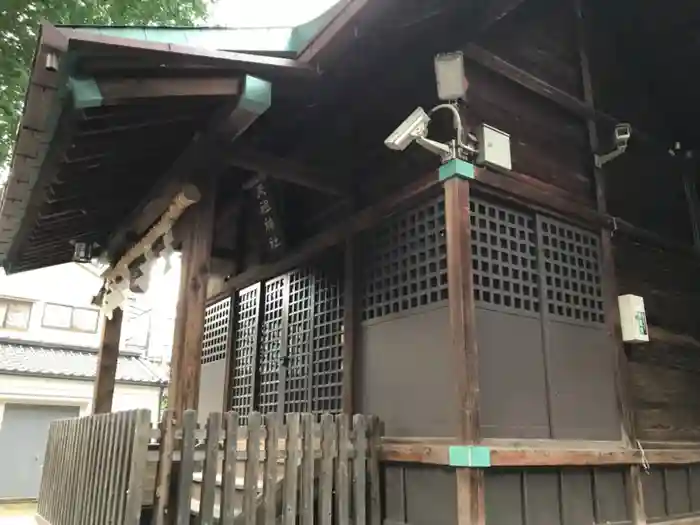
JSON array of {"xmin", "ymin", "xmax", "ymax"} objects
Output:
[
  {"xmin": 384, "ymin": 107, "xmax": 431, "ymax": 151},
  {"xmin": 595, "ymin": 123, "xmax": 632, "ymax": 168},
  {"xmin": 614, "ymin": 123, "xmax": 631, "ymax": 146}
]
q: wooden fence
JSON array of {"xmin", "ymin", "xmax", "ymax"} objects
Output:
[
  {"xmin": 36, "ymin": 409, "xmax": 382, "ymax": 525},
  {"xmin": 152, "ymin": 410, "xmax": 382, "ymax": 525},
  {"xmin": 37, "ymin": 409, "xmax": 152, "ymax": 525}
]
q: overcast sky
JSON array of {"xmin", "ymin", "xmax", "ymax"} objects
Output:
[{"xmin": 209, "ymin": 0, "xmax": 340, "ymax": 27}]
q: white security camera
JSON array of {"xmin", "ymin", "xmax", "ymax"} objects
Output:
[
  {"xmin": 614, "ymin": 123, "xmax": 631, "ymax": 146},
  {"xmin": 595, "ymin": 123, "xmax": 632, "ymax": 168},
  {"xmin": 384, "ymin": 107, "xmax": 431, "ymax": 151}
]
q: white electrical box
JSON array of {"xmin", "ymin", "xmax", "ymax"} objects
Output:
[
  {"xmin": 476, "ymin": 124, "xmax": 512, "ymax": 171},
  {"xmin": 618, "ymin": 294, "xmax": 649, "ymax": 343}
]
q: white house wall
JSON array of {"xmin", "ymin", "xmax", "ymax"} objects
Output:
[
  {"xmin": 0, "ymin": 373, "xmax": 162, "ymax": 426},
  {"xmin": 0, "ymin": 263, "xmax": 105, "ymax": 348},
  {"xmin": 0, "ymin": 261, "xmax": 179, "ymax": 360}
]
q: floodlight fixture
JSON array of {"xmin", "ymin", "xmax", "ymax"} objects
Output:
[{"xmin": 434, "ymin": 51, "xmax": 467, "ymax": 102}]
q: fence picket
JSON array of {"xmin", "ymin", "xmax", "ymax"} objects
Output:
[
  {"xmin": 176, "ymin": 410, "xmax": 198, "ymax": 525},
  {"xmin": 220, "ymin": 412, "xmax": 239, "ymax": 524},
  {"xmin": 72, "ymin": 418, "xmax": 87, "ymax": 525},
  {"xmin": 244, "ymin": 412, "xmax": 263, "ymax": 525},
  {"xmin": 109, "ymin": 411, "xmax": 128, "ymax": 524},
  {"xmin": 86, "ymin": 415, "xmax": 103, "ymax": 525},
  {"xmin": 368, "ymin": 417, "xmax": 383, "ymax": 525},
  {"xmin": 300, "ymin": 414, "xmax": 315, "ymax": 525},
  {"xmin": 95, "ymin": 415, "xmax": 109, "ymax": 523},
  {"xmin": 319, "ymin": 414, "xmax": 336, "ymax": 525},
  {"xmin": 57, "ymin": 421, "xmax": 69, "ymax": 525},
  {"xmin": 336, "ymin": 415, "xmax": 351, "ymax": 525},
  {"xmin": 66, "ymin": 417, "xmax": 81, "ymax": 524},
  {"xmin": 353, "ymin": 415, "xmax": 368, "ymax": 525},
  {"xmin": 283, "ymin": 414, "xmax": 301, "ymax": 525},
  {"xmin": 152, "ymin": 409, "xmax": 174, "ymax": 525},
  {"xmin": 199, "ymin": 412, "xmax": 222, "ymax": 525},
  {"xmin": 114, "ymin": 411, "xmax": 134, "ymax": 525},
  {"xmin": 263, "ymin": 414, "xmax": 280, "ymax": 525},
  {"xmin": 125, "ymin": 410, "xmax": 152, "ymax": 525}
]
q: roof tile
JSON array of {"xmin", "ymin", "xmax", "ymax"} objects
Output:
[{"xmin": 0, "ymin": 342, "xmax": 168, "ymax": 384}]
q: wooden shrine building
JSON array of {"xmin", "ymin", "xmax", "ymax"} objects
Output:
[{"xmin": 5, "ymin": 0, "xmax": 700, "ymax": 523}]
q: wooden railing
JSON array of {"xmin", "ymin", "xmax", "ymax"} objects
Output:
[
  {"xmin": 36, "ymin": 409, "xmax": 383, "ymax": 525},
  {"xmin": 37, "ymin": 409, "xmax": 152, "ymax": 525},
  {"xmin": 152, "ymin": 410, "xmax": 382, "ymax": 525}
]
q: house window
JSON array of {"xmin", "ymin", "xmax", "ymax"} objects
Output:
[
  {"xmin": 42, "ymin": 303, "xmax": 100, "ymax": 333},
  {"xmin": 0, "ymin": 299, "xmax": 33, "ymax": 330}
]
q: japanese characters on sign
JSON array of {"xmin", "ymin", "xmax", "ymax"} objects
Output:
[{"xmin": 254, "ymin": 180, "xmax": 285, "ymax": 254}]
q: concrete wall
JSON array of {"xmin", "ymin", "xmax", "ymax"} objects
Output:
[{"xmin": 0, "ymin": 373, "xmax": 162, "ymax": 424}]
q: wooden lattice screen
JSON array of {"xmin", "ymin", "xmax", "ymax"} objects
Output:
[{"xmin": 227, "ymin": 262, "xmax": 344, "ymax": 415}]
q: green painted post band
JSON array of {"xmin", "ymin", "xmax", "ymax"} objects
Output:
[
  {"xmin": 448, "ymin": 445, "xmax": 492, "ymax": 468},
  {"xmin": 439, "ymin": 159, "xmax": 475, "ymax": 182},
  {"xmin": 239, "ymin": 76, "xmax": 272, "ymax": 113},
  {"xmin": 69, "ymin": 76, "xmax": 102, "ymax": 109}
]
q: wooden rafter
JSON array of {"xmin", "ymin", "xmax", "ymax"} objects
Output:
[
  {"xmin": 61, "ymin": 27, "xmax": 315, "ymax": 80},
  {"xmin": 462, "ymin": 43, "xmax": 659, "ymax": 146},
  {"xmin": 475, "ymin": 0, "xmax": 531, "ymax": 36},
  {"xmin": 93, "ymin": 75, "xmax": 242, "ymax": 106},
  {"xmin": 228, "ymin": 148, "xmax": 348, "ymax": 196}
]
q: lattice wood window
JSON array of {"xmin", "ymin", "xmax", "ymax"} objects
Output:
[
  {"xmin": 258, "ymin": 277, "xmax": 285, "ymax": 414},
  {"xmin": 231, "ymin": 285, "xmax": 260, "ymax": 416},
  {"xmin": 360, "ymin": 194, "xmax": 448, "ymax": 321},
  {"xmin": 283, "ymin": 269, "xmax": 314, "ymax": 413},
  {"xmin": 312, "ymin": 269, "xmax": 344, "ymax": 414},
  {"xmin": 201, "ymin": 297, "xmax": 232, "ymax": 364},
  {"xmin": 538, "ymin": 217, "xmax": 604, "ymax": 323},
  {"xmin": 471, "ymin": 197, "xmax": 540, "ymax": 315}
]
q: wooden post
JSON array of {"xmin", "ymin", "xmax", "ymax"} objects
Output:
[
  {"xmin": 342, "ymin": 235, "xmax": 357, "ymax": 414},
  {"xmin": 444, "ymin": 176, "xmax": 485, "ymax": 525},
  {"xmin": 681, "ymin": 160, "xmax": 700, "ymax": 252},
  {"xmin": 92, "ymin": 307, "xmax": 124, "ymax": 414},
  {"xmin": 167, "ymin": 171, "xmax": 217, "ymax": 421},
  {"xmin": 573, "ymin": 1, "xmax": 646, "ymax": 523}
]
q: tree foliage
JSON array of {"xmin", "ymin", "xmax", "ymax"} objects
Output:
[{"xmin": 0, "ymin": 0, "xmax": 209, "ymax": 179}]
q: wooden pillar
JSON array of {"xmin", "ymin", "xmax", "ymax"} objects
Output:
[
  {"xmin": 573, "ymin": 1, "xmax": 646, "ymax": 523},
  {"xmin": 167, "ymin": 172, "xmax": 217, "ymax": 421},
  {"xmin": 444, "ymin": 176, "xmax": 485, "ymax": 525},
  {"xmin": 681, "ymin": 161, "xmax": 700, "ymax": 252},
  {"xmin": 92, "ymin": 307, "xmax": 124, "ymax": 414},
  {"xmin": 342, "ymin": 235, "xmax": 357, "ymax": 414}
]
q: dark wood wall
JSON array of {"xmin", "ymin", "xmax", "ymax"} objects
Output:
[
  {"xmin": 485, "ymin": 467, "xmax": 630, "ymax": 525},
  {"xmin": 584, "ymin": 0, "xmax": 700, "ymax": 443},
  {"xmin": 471, "ymin": 0, "xmax": 700, "ymax": 445},
  {"xmin": 617, "ymin": 239, "xmax": 700, "ymax": 442},
  {"xmin": 469, "ymin": 0, "xmax": 592, "ymax": 203}
]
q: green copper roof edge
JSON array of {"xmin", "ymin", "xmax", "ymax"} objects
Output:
[
  {"xmin": 289, "ymin": 1, "xmax": 346, "ymax": 53},
  {"xmin": 60, "ymin": 0, "xmax": 345, "ymax": 54}
]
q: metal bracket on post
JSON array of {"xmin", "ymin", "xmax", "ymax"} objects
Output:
[{"xmin": 439, "ymin": 159, "xmax": 476, "ymax": 182}]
